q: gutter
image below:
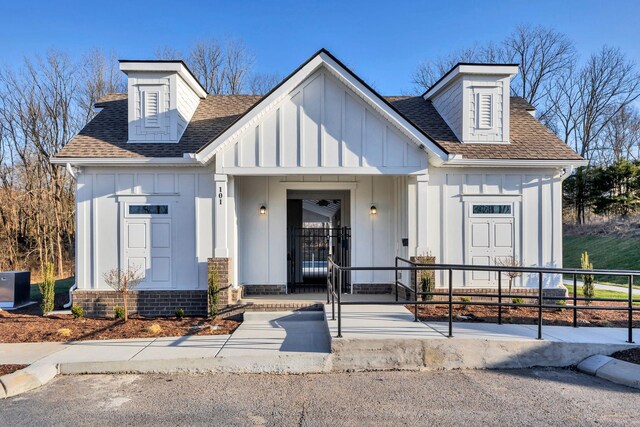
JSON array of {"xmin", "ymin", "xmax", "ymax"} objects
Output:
[
  {"xmin": 50, "ymin": 156, "xmax": 201, "ymax": 167},
  {"xmin": 441, "ymin": 158, "xmax": 589, "ymax": 169}
]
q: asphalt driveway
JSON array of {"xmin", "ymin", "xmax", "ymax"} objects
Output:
[{"xmin": 1, "ymin": 369, "xmax": 638, "ymax": 426}]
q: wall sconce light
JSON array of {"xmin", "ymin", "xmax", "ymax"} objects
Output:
[
  {"xmin": 370, "ymin": 205, "xmax": 377, "ymax": 215},
  {"xmin": 259, "ymin": 205, "xmax": 267, "ymax": 215}
]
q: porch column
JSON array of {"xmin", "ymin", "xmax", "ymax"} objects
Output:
[
  {"xmin": 416, "ymin": 174, "xmax": 429, "ymax": 255},
  {"xmin": 408, "ymin": 174, "xmax": 429, "ymax": 256},
  {"xmin": 214, "ymin": 174, "xmax": 228, "ymax": 257}
]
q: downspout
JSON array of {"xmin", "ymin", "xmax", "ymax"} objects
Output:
[{"xmin": 62, "ymin": 163, "xmax": 78, "ymax": 309}]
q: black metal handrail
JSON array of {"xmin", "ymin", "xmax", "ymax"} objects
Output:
[{"xmin": 326, "ymin": 256, "xmax": 639, "ymax": 342}]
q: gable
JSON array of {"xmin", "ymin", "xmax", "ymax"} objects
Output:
[{"xmin": 217, "ymin": 69, "xmax": 427, "ymax": 174}]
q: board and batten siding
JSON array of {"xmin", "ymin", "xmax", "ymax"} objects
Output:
[
  {"xmin": 75, "ymin": 167, "xmax": 214, "ymax": 291},
  {"xmin": 218, "ymin": 69, "xmax": 427, "ymax": 174},
  {"xmin": 425, "ymin": 167, "xmax": 563, "ymax": 288}
]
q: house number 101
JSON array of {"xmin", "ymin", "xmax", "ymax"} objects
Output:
[{"xmin": 218, "ymin": 186, "xmax": 223, "ymax": 205}]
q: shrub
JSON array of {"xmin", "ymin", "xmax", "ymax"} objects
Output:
[
  {"xmin": 208, "ymin": 268, "xmax": 220, "ymax": 318},
  {"xmin": 57, "ymin": 328, "xmax": 72, "ymax": 338},
  {"xmin": 71, "ymin": 304, "xmax": 84, "ymax": 319},
  {"xmin": 419, "ymin": 270, "xmax": 434, "ymax": 302},
  {"xmin": 512, "ymin": 297, "xmax": 524, "ymax": 305},
  {"xmin": 460, "ymin": 296, "xmax": 472, "ymax": 303},
  {"xmin": 39, "ymin": 262, "xmax": 56, "ymax": 316},
  {"xmin": 175, "ymin": 308, "xmax": 185, "ymax": 319},
  {"xmin": 581, "ymin": 251, "xmax": 595, "ymax": 305},
  {"xmin": 146, "ymin": 323, "xmax": 162, "ymax": 335},
  {"xmin": 103, "ymin": 266, "xmax": 143, "ymax": 322},
  {"xmin": 114, "ymin": 306, "xmax": 126, "ymax": 320}
]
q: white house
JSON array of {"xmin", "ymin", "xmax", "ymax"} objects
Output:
[{"xmin": 52, "ymin": 49, "xmax": 586, "ymax": 316}]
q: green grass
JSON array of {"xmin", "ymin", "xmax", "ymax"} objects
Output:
[
  {"xmin": 30, "ymin": 277, "xmax": 75, "ymax": 301},
  {"xmin": 564, "ymin": 284, "xmax": 636, "ymax": 301},
  {"xmin": 563, "ymin": 235, "xmax": 640, "ymax": 285}
]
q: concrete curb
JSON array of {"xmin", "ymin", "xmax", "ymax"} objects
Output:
[
  {"xmin": 577, "ymin": 355, "xmax": 640, "ymax": 390},
  {"xmin": 0, "ymin": 364, "xmax": 58, "ymax": 398}
]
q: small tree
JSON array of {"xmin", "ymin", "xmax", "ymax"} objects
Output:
[
  {"xmin": 419, "ymin": 269, "xmax": 434, "ymax": 302},
  {"xmin": 495, "ymin": 256, "xmax": 523, "ymax": 294},
  {"xmin": 39, "ymin": 262, "xmax": 56, "ymax": 316},
  {"xmin": 208, "ymin": 268, "xmax": 220, "ymax": 318},
  {"xmin": 103, "ymin": 266, "xmax": 143, "ymax": 321},
  {"xmin": 581, "ymin": 251, "xmax": 595, "ymax": 305}
]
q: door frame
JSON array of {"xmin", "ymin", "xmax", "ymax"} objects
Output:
[
  {"xmin": 116, "ymin": 194, "xmax": 178, "ymax": 290},
  {"xmin": 279, "ymin": 181, "xmax": 356, "ymax": 293},
  {"xmin": 461, "ymin": 194, "xmax": 522, "ymax": 288}
]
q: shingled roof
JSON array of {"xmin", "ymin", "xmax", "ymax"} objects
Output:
[{"xmin": 55, "ymin": 92, "xmax": 582, "ymax": 162}]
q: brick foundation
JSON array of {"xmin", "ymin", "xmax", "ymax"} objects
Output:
[
  {"xmin": 242, "ymin": 284, "xmax": 287, "ymax": 295},
  {"xmin": 208, "ymin": 257, "xmax": 242, "ymax": 316},
  {"xmin": 73, "ymin": 290, "xmax": 208, "ymax": 318},
  {"xmin": 352, "ymin": 283, "xmax": 393, "ymax": 294}
]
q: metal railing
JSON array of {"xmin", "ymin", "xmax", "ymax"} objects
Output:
[{"xmin": 326, "ymin": 256, "xmax": 640, "ymax": 341}]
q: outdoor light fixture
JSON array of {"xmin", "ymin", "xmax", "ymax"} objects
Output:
[
  {"xmin": 370, "ymin": 205, "xmax": 377, "ymax": 215},
  {"xmin": 259, "ymin": 205, "xmax": 267, "ymax": 215}
]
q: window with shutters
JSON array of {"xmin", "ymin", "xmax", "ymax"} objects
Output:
[
  {"xmin": 475, "ymin": 91, "xmax": 494, "ymax": 130},
  {"xmin": 143, "ymin": 90, "xmax": 161, "ymax": 128}
]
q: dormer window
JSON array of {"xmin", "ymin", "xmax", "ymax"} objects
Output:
[
  {"xmin": 143, "ymin": 89, "xmax": 161, "ymax": 128},
  {"xmin": 474, "ymin": 88, "xmax": 496, "ymax": 132}
]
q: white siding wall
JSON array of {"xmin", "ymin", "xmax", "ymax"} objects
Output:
[
  {"xmin": 235, "ymin": 175, "xmax": 405, "ymax": 287},
  {"xmin": 75, "ymin": 167, "xmax": 214, "ymax": 291},
  {"xmin": 424, "ymin": 167, "xmax": 563, "ymax": 288},
  {"xmin": 219, "ymin": 70, "xmax": 426, "ymax": 173},
  {"xmin": 176, "ymin": 74, "xmax": 200, "ymax": 138},
  {"xmin": 431, "ymin": 79, "xmax": 463, "ymax": 141}
]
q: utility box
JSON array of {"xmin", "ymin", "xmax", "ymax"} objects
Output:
[{"xmin": 0, "ymin": 271, "xmax": 31, "ymax": 309}]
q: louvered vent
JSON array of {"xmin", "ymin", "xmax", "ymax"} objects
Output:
[
  {"xmin": 476, "ymin": 93, "xmax": 493, "ymax": 129},
  {"xmin": 144, "ymin": 91, "xmax": 160, "ymax": 127}
]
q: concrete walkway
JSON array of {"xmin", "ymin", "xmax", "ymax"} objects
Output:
[
  {"xmin": 0, "ymin": 311, "xmax": 331, "ymax": 375},
  {"xmin": 327, "ymin": 303, "xmax": 640, "ymax": 371},
  {"xmin": 2, "ymin": 303, "xmax": 639, "ymax": 377}
]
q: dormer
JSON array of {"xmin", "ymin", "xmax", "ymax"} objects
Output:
[
  {"xmin": 119, "ymin": 60, "xmax": 207, "ymax": 143},
  {"xmin": 424, "ymin": 63, "xmax": 519, "ymax": 144}
]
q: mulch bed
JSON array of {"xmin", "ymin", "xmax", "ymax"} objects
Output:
[
  {"xmin": 611, "ymin": 348, "xmax": 640, "ymax": 365},
  {"xmin": 407, "ymin": 300, "xmax": 640, "ymax": 328},
  {"xmin": 0, "ymin": 310, "xmax": 241, "ymax": 343},
  {"xmin": 0, "ymin": 364, "xmax": 28, "ymax": 376}
]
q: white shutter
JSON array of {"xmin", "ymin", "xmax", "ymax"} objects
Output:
[
  {"xmin": 476, "ymin": 92, "xmax": 493, "ymax": 130},
  {"xmin": 144, "ymin": 91, "xmax": 160, "ymax": 128}
]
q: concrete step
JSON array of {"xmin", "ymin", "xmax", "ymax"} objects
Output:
[{"xmin": 244, "ymin": 311, "xmax": 325, "ymax": 322}]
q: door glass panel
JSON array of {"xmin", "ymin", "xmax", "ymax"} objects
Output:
[{"xmin": 129, "ymin": 205, "xmax": 168, "ymax": 215}]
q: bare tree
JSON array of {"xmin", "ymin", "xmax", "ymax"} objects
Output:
[
  {"xmin": 503, "ymin": 25, "xmax": 576, "ymax": 106},
  {"xmin": 188, "ymin": 37, "xmax": 225, "ymax": 94},
  {"xmin": 78, "ymin": 49, "xmax": 125, "ymax": 122},
  {"xmin": 247, "ymin": 72, "xmax": 281, "ymax": 95},
  {"xmin": 224, "ymin": 39, "xmax": 253, "ymax": 95},
  {"xmin": 597, "ymin": 105, "xmax": 640, "ymax": 163},
  {"xmin": 154, "ymin": 45, "xmax": 184, "ymax": 61},
  {"xmin": 412, "ymin": 45, "xmax": 499, "ymax": 92}
]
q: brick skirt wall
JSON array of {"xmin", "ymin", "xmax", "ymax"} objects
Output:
[
  {"xmin": 73, "ymin": 290, "xmax": 208, "ymax": 318},
  {"xmin": 243, "ymin": 284, "xmax": 287, "ymax": 295}
]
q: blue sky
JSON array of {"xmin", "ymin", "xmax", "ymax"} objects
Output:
[{"xmin": 1, "ymin": 0, "xmax": 639, "ymax": 94}]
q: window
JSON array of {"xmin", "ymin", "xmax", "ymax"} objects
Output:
[
  {"xmin": 144, "ymin": 91, "xmax": 160, "ymax": 128},
  {"xmin": 129, "ymin": 205, "xmax": 168, "ymax": 215},
  {"xmin": 472, "ymin": 204, "xmax": 511, "ymax": 215}
]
